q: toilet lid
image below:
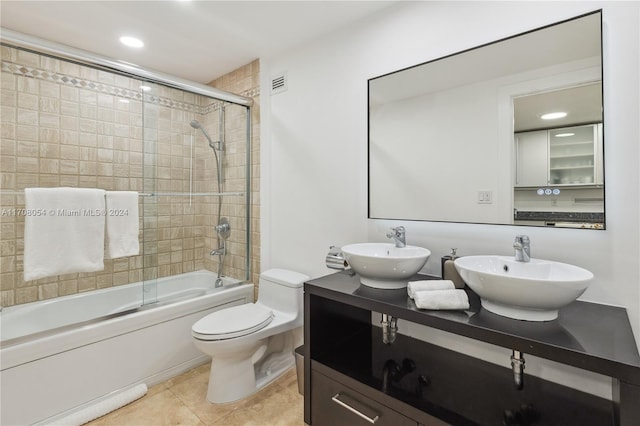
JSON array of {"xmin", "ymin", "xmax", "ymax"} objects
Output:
[{"xmin": 192, "ymin": 303, "xmax": 274, "ymax": 341}]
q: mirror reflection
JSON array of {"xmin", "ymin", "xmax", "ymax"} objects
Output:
[{"xmin": 368, "ymin": 11, "xmax": 604, "ymax": 229}]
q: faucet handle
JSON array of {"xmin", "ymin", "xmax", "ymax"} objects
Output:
[
  {"xmin": 391, "ymin": 225, "xmax": 405, "ymax": 234},
  {"xmin": 387, "ymin": 226, "xmax": 407, "ymax": 248},
  {"xmin": 387, "ymin": 226, "xmax": 405, "ymax": 239}
]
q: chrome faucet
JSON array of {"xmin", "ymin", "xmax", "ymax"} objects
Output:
[
  {"xmin": 513, "ymin": 235, "xmax": 530, "ymax": 262},
  {"xmin": 386, "ymin": 226, "xmax": 406, "ymax": 248}
]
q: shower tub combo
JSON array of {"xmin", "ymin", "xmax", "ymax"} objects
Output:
[
  {"xmin": 0, "ymin": 27, "xmax": 256, "ymax": 426},
  {"xmin": 1, "ymin": 271, "xmax": 253, "ymax": 425}
]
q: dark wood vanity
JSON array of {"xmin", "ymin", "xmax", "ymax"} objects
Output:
[{"xmin": 303, "ymin": 271, "xmax": 640, "ymax": 425}]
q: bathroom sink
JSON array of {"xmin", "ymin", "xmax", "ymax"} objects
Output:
[
  {"xmin": 341, "ymin": 243, "xmax": 431, "ymax": 289},
  {"xmin": 454, "ymin": 255, "xmax": 593, "ymax": 321}
]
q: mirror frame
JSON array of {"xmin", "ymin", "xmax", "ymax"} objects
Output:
[{"xmin": 367, "ymin": 10, "xmax": 604, "ymax": 229}]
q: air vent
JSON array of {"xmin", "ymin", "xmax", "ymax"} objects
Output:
[{"xmin": 271, "ymin": 72, "xmax": 287, "ymax": 95}]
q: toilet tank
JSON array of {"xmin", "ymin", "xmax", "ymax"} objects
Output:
[{"xmin": 257, "ymin": 269, "xmax": 309, "ymax": 319}]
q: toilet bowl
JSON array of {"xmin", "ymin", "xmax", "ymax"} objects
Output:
[{"xmin": 191, "ymin": 268, "xmax": 309, "ymax": 403}]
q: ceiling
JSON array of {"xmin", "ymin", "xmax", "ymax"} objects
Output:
[
  {"xmin": 514, "ymin": 83, "xmax": 602, "ymax": 132},
  {"xmin": 1, "ymin": 1, "xmax": 396, "ymax": 84}
]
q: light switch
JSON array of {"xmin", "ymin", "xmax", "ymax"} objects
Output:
[{"xmin": 478, "ymin": 191, "xmax": 493, "ymax": 204}]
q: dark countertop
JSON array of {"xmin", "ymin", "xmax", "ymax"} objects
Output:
[{"xmin": 305, "ymin": 271, "xmax": 640, "ymax": 385}]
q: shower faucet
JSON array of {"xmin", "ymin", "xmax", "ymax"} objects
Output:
[{"xmin": 215, "ymin": 221, "xmax": 231, "ymax": 236}]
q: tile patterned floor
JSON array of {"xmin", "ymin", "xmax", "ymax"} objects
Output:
[{"xmin": 87, "ymin": 364, "xmax": 304, "ymax": 426}]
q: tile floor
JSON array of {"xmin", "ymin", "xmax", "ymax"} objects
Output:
[{"xmin": 87, "ymin": 363, "xmax": 304, "ymax": 426}]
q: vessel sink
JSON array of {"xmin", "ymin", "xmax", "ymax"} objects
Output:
[
  {"xmin": 341, "ymin": 243, "xmax": 431, "ymax": 289},
  {"xmin": 454, "ymin": 255, "xmax": 593, "ymax": 321}
]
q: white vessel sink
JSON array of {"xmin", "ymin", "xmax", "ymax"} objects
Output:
[
  {"xmin": 341, "ymin": 243, "xmax": 431, "ymax": 289},
  {"xmin": 454, "ymin": 255, "xmax": 593, "ymax": 321}
]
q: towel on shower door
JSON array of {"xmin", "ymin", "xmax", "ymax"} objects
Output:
[
  {"xmin": 23, "ymin": 187, "xmax": 106, "ymax": 281},
  {"xmin": 105, "ymin": 191, "xmax": 140, "ymax": 259}
]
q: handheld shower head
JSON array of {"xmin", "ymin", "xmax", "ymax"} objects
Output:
[
  {"xmin": 190, "ymin": 120, "xmax": 216, "ymax": 150},
  {"xmin": 190, "ymin": 118, "xmax": 224, "ymax": 187}
]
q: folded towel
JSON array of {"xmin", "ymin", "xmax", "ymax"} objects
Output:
[
  {"xmin": 105, "ymin": 191, "xmax": 140, "ymax": 259},
  {"xmin": 407, "ymin": 280, "xmax": 455, "ymax": 299},
  {"xmin": 24, "ymin": 187, "xmax": 106, "ymax": 281},
  {"xmin": 413, "ymin": 289, "xmax": 470, "ymax": 310}
]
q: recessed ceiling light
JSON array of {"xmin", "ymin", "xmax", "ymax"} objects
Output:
[
  {"xmin": 555, "ymin": 133, "xmax": 575, "ymax": 138},
  {"xmin": 119, "ymin": 36, "xmax": 144, "ymax": 48},
  {"xmin": 540, "ymin": 112, "xmax": 567, "ymax": 120},
  {"xmin": 140, "ymin": 85, "xmax": 151, "ymax": 92},
  {"xmin": 119, "ymin": 99, "xmax": 130, "ymax": 104}
]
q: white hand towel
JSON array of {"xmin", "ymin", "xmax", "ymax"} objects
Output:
[
  {"xmin": 105, "ymin": 191, "xmax": 140, "ymax": 259},
  {"xmin": 407, "ymin": 280, "xmax": 455, "ymax": 299},
  {"xmin": 24, "ymin": 187, "xmax": 106, "ymax": 281},
  {"xmin": 413, "ymin": 289, "xmax": 470, "ymax": 310}
]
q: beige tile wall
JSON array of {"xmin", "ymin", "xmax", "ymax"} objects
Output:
[{"xmin": 0, "ymin": 46, "xmax": 256, "ymax": 308}]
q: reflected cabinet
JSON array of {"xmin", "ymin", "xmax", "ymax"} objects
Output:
[{"xmin": 515, "ymin": 123, "xmax": 603, "ymax": 188}]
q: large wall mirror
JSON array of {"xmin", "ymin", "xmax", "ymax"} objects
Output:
[{"xmin": 368, "ymin": 11, "xmax": 604, "ymax": 229}]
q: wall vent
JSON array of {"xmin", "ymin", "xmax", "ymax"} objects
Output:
[{"xmin": 271, "ymin": 72, "xmax": 287, "ymax": 95}]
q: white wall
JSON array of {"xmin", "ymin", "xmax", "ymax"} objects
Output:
[
  {"xmin": 262, "ymin": 0, "xmax": 639, "ymax": 366},
  {"xmin": 370, "ymin": 82, "xmax": 511, "ymax": 223}
]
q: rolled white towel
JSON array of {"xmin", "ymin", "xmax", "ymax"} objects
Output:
[
  {"xmin": 407, "ymin": 280, "xmax": 455, "ymax": 299},
  {"xmin": 413, "ymin": 289, "xmax": 470, "ymax": 310}
]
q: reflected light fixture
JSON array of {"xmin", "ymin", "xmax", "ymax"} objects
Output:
[
  {"xmin": 541, "ymin": 112, "xmax": 567, "ymax": 120},
  {"xmin": 555, "ymin": 133, "xmax": 575, "ymax": 137},
  {"xmin": 119, "ymin": 36, "xmax": 144, "ymax": 48}
]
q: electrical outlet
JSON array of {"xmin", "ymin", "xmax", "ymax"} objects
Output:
[{"xmin": 478, "ymin": 191, "xmax": 493, "ymax": 204}]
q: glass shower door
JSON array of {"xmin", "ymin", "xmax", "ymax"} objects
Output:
[{"xmin": 142, "ymin": 81, "xmax": 158, "ymax": 305}]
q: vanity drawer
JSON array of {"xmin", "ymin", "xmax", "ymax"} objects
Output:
[{"xmin": 311, "ymin": 370, "xmax": 417, "ymax": 426}]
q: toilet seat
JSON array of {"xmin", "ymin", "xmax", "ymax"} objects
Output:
[{"xmin": 192, "ymin": 303, "xmax": 274, "ymax": 341}]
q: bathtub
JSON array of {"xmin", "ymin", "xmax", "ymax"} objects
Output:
[{"xmin": 0, "ymin": 270, "xmax": 254, "ymax": 426}]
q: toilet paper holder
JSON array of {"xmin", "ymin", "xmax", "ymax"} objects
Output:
[{"xmin": 326, "ymin": 246, "xmax": 349, "ymax": 270}]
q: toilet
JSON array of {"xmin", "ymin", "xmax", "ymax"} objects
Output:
[{"xmin": 191, "ymin": 268, "xmax": 309, "ymax": 403}]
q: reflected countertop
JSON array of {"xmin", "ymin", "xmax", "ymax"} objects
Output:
[
  {"xmin": 305, "ymin": 270, "xmax": 640, "ymax": 384},
  {"xmin": 514, "ymin": 210, "xmax": 604, "ymax": 224}
]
